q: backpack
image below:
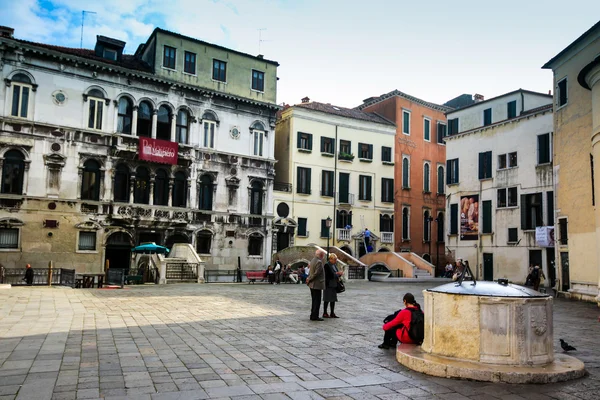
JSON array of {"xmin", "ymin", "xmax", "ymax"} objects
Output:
[
  {"xmin": 383, "ymin": 309, "xmax": 401, "ymax": 323},
  {"xmin": 530, "ymin": 268, "xmax": 539, "ymax": 280},
  {"xmin": 407, "ymin": 308, "xmax": 425, "ymax": 345}
]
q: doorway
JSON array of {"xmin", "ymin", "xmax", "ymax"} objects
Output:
[
  {"xmin": 546, "ymin": 248, "xmax": 556, "ymax": 288},
  {"xmin": 560, "ymin": 252, "xmax": 570, "ymax": 292},
  {"xmin": 483, "ymin": 253, "xmax": 493, "ymax": 281},
  {"xmin": 104, "ymin": 231, "xmax": 133, "ymax": 273},
  {"xmin": 276, "ymin": 231, "xmax": 291, "ymax": 252},
  {"xmin": 358, "ymin": 242, "xmax": 366, "ymax": 258}
]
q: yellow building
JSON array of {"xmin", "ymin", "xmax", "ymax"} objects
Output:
[
  {"xmin": 273, "ymin": 98, "xmax": 396, "ymax": 258},
  {"xmin": 542, "ymin": 21, "xmax": 600, "ymax": 304}
]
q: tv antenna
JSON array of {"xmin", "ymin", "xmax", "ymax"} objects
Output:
[
  {"xmin": 80, "ymin": 10, "xmax": 97, "ymax": 48},
  {"xmin": 258, "ymin": 28, "xmax": 268, "ymax": 54}
]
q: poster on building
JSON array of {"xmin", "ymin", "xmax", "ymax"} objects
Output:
[
  {"xmin": 460, "ymin": 195, "xmax": 479, "ymax": 240},
  {"xmin": 138, "ymin": 137, "xmax": 178, "ymax": 165},
  {"xmin": 536, "ymin": 226, "xmax": 555, "ymax": 247}
]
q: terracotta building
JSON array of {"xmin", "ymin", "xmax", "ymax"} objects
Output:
[{"xmin": 357, "ymin": 90, "xmax": 452, "ymax": 274}]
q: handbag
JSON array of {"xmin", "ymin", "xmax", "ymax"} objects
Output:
[{"xmin": 336, "ymin": 280, "xmax": 345, "ymax": 293}]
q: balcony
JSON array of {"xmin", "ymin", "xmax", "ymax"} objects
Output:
[
  {"xmin": 274, "ymin": 182, "xmax": 292, "ymax": 192},
  {"xmin": 337, "ymin": 192, "xmax": 355, "ymax": 205},
  {"xmin": 337, "ymin": 228, "xmax": 351, "ymax": 241},
  {"xmin": 381, "ymin": 232, "xmax": 394, "ymax": 244}
]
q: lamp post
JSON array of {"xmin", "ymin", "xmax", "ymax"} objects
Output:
[
  {"xmin": 326, "ymin": 216, "xmax": 332, "ymax": 259},
  {"xmin": 434, "ymin": 216, "xmax": 441, "ymax": 274},
  {"xmin": 427, "ymin": 216, "xmax": 433, "ymax": 264}
]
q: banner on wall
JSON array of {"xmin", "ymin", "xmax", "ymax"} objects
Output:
[
  {"xmin": 460, "ymin": 195, "xmax": 479, "ymax": 241},
  {"xmin": 138, "ymin": 137, "xmax": 178, "ymax": 165},
  {"xmin": 536, "ymin": 226, "xmax": 555, "ymax": 247}
]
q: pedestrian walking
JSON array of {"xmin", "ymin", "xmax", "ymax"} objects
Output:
[
  {"xmin": 23, "ymin": 264, "xmax": 34, "ymax": 286},
  {"xmin": 306, "ymin": 249, "xmax": 326, "ymax": 321},
  {"xmin": 323, "ymin": 253, "xmax": 343, "ymax": 318}
]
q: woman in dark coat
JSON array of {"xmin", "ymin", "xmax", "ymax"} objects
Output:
[
  {"xmin": 323, "ymin": 253, "xmax": 342, "ymax": 318},
  {"xmin": 24, "ymin": 264, "xmax": 34, "ymax": 286}
]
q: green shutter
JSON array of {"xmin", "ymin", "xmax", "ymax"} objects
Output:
[
  {"xmin": 306, "ymin": 168, "xmax": 311, "ymax": 194},
  {"xmin": 320, "ymin": 136, "xmax": 325, "ymax": 152},
  {"xmin": 486, "ymin": 151, "xmax": 492, "ymax": 178},
  {"xmin": 547, "ymin": 191, "xmax": 554, "ymax": 226},
  {"xmin": 450, "ymin": 204, "xmax": 458, "ymax": 234},
  {"xmin": 446, "ymin": 160, "xmax": 451, "ymax": 184},
  {"xmin": 298, "ymin": 218, "xmax": 307, "ymax": 236},
  {"xmin": 482, "ymin": 200, "xmax": 492, "ymax": 233},
  {"xmin": 478, "ymin": 153, "xmax": 485, "ymax": 179},
  {"xmin": 320, "ymin": 219, "xmax": 328, "ymax": 238},
  {"xmin": 339, "ymin": 173, "xmax": 349, "ymax": 203},
  {"xmin": 520, "ymin": 194, "xmax": 527, "ymax": 229},
  {"xmin": 367, "ymin": 176, "xmax": 372, "ymax": 201},
  {"xmin": 456, "ymin": 160, "xmax": 459, "ymax": 183},
  {"xmin": 296, "ymin": 167, "xmax": 302, "ymax": 194},
  {"xmin": 369, "ymin": 144, "xmax": 373, "ymax": 159},
  {"xmin": 297, "ymin": 133, "xmax": 302, "ymax": 149},
  {"xmin": 381, "ymin": 178, "xmax": 385, "ymax": 202},
  {"xmin": 308, "ymin": 134, "xmax": 313, "ymax": 150}
]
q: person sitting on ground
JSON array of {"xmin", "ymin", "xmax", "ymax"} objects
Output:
[
  {"xmin": 284, "ymin": 264, "xmax": 299, "ymax": 284},
  {"xmin": 298, "ymin": 265, "xmax": 308, "ymax": 283},
  {"xmin": 379, "ymin": 293, "xmax": 424, "ymax": 349}
]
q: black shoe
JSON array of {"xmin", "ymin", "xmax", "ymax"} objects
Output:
[
  {"xmin": 378, "ymin": 343, "xmax": 390, "ymax": 349},
  {"xmin": 310, "ymin": 317, "xmax": 324, "ymax": 321}
]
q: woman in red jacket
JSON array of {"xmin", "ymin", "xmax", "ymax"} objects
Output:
[{"xmin": 378, "ymin": 293, "xmax": 421, "ymax": 349}]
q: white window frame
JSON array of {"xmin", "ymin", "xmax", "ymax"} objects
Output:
[
  {"xmin": 253, "ymin": 130, "xmax": 264, "ymax": 157},
  {"xmin": 0, "ymin": 227, "xmax": 20, "ymax": 251},
  {"xmin": 11, "ymin": 83, "xmax": 32, "ymax": 119},
  {"xmin": 251, "ymin": 69, "xmax": 265, "ymax": 93},
  {"xmin": 402, "ymin": 155, "xmax": 411, "ymax": 188},
  {"xmin": 203, "ymin": 121, "xmax": 216, "ymax": 148},
  {"xmin": 423, "ymin": 161, "xmax": 431, "ymax": 193},
  {"xmin": 402, "ymin": 206, "xmax": 410, "ymax": 241},
  {"xmin": 437, "ymin": 164, "xmax": 445, "ymax": 195},
  {"xmin": 402, "ymin": 110, "xmax": 411, "ymax": 135},
  {"xmin": 423, "ymin": 117, "xmax": 431, "ymax": 142},
  {"xmin": 423, "ymin": 209, "xmax": 432, "ymax": 242},
  {"xmin": 77, "ymin": 231, "xmax": 98, "ymax": 253},
  {"xmin": 88, "ymin": 97, "xmax": 104, "ymax": 130}
]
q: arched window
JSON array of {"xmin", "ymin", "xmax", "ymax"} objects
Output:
[
  {"xmin": 137, "ymin": 101, "xmax": 152, "ymax": 137},
  {"xmin": 402, "ymin": 207, "xmax": 410, "ymax": 240},
  {"xmin": 437, "ymin": 212, "xmax": 445, "ymax": 243},
  {"xmin": 202, "ymin": 111, "xmax": 217, "ymax": 148},
  {"xmin": 157, "ymin": 105, "xmax": 171, "ymax": 141},
  {"xmin": 117, "ymin": 97, "xmax": 133, "ymax": 134},
  {"xmin": 402, "ymin": 157, "xmax": 410, "ymax": 188},
  {"xmin": 250, "ymin": 181, "xmax": 263, "ymax": 215},
  {"xmin": 424, "ymin": 210, "xmax": 431, "ymax": 242},
  {"xmin": 81, "ymin": 160, "xmax": 101, "ymax": 201},
  {"xmin": 423, "ymin": 163, "xmax": 430, "ymax": 192},
  {"xmin": 437, "ymin": 166, "xmax": 445, "ymax": 194},
  {"xmin": 134, "ymin": 167, "xmax": 150, "ymax": 204},
  {"xmin": 251, "ymin": 121, "xmax": 266, "ymax": 157},
  {"xmin": 380, "ymin": 214, "xmax": 393, "ymax": 233},
  {"xmin": 196, "ymin": 230, "xmax": 212, "ymax": 254},
  {"xmin": 198, "ymin": 175, "xmax": 213, "ymax": 211},
  {"xmin": 1, "ymin": 150, "xmax": 25, "ymax": 194},
  {"xmin": 154, "ymin": 169, "xmax": 169, "ymax": 206},
  {"xmin": 172, "ymin": 171, "xmax": 187, "ymax": 208},
  {"xmin": 176, "ymin": 110, "xmax": 189, "ymax": 144},
  {"xmin": 87, "ymin": 89, "xmax": 105, "ymax": 130},
  {"xmin": 10, "ymin": 74, "xmax": 32, "ymax": 119},
  {"xmin": 113, "ymin": 164, "xmax": 130, "ymax": 202}
]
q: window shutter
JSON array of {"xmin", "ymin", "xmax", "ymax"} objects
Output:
[
  {"xmin": 306, "ymin": 168, "xmax": 311, "ymax": 194},
  {"xmin": 321, "ymin": 219, "xmax": 328, "ymax": 238},
  {"xmin": 339, "ymin": 173, "xmax": 349, "ymax": 203},
  {"xmin": 320, "ymin": 136, "xmax": 325, "ymax": 152},
  {"xmin": 455, "ymin": 160, "xmax": 459, "ymax": 183},
  {"xmin": 308, "ymin": 134, "xmax": 313, "ymax": 150},
  {"xmin": 450, "ymin": 204, "xmax": 458, "ymax": 234},
  {"xmin": 297, "ymin": 133, "xmax": 302, "ymax": 149},
  {"xmin": 369, "ymin": 144, "xmax": 373, "ymax": 159},
  {"xmin": 482, "ymin": 200, "xmax": 492, "ymax": 234},
  {"xmin": 520, "ymin": 194, "xmax": 527, "ymax": 229},
  {"xmin": 298, "ymin": 218, "xmax": 307, "ymax": 236},
  {"xmin": 478, "ymin": 153, "xmax": 484, "ymax": 179},
  {"xmin": 296, "ymin": 167, "xmax": 302, "ymax": 194},
  {"xmin": 547, "ymin": 191, "xmax": 554, "ymax": 226},
  {"xmin": 367, "ymin": 177, "xmax": 372, "ymax": 200},
  {"xmin": 348, "ymin": 211, "xmax": 353, "ymax": 227},
  {"xmin": 486, "ymin": 151, "xmax": 492, "ymax": 178},
  {"xmin": 446, "ymin": 160, "xmax": 451, "ymax": 184}
]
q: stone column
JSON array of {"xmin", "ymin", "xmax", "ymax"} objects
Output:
[
  {"xmin": 168, "ymin": 179, "xmax": 173, "ymax": 207},
  {"xmin": 170, "ymin": 114, "xmax": 176, "ymax": 143},
  {"xmin": 129, "ymin": 175, "xmax": 135, "ymax": 204},
  {"xmin": 151, "ymin": 109, "xmax": 158, "ymax": 139},
  {"xmin": 149, "ymin": 175, "xmax": 155, "ymax": 205},
  {"xmin": 581, "ymin": 61, "xmax": 600, "ymax": 305},
  {"xmin": 131, "ymin": 106, "xmax": 138, "ymax": 135}
]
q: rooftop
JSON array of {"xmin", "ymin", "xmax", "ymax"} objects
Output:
[
  {"xmin": 446, "ymin": 89, "xmax": 552, "ymax": 114},
  {"xmin": 356, "ymin": 89, "xmax": 453, "ymax": 113},
  {"xmin": 293, "ymin": 101, "xmax": 396, "ymax": 126},
  {"xmin": 542, "ymin": 20, "xmax": 600, "ymax": 69}
]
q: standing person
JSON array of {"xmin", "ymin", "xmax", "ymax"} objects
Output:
[
  {"xmin": 24, "ymin": 264, "xmax": 34, "ymax": 286},
  {"xmin": 274, "ymin": 259, "xmax": 282, "ymax": 284},
  {"xmin": 267, "ymin": 265, "xmax": 275, "ymax": 284},
  {"xmin": 364, "ymin": 228, "xmax": 371, "ymax": 247},
  {"xmin": 323, "ymin": 253, "xmax": 343, "ymax": 318},
  {"xmin": 379, "ymin": 293, "xmax": 423, "ymax": 349},
  {"xmin": 306, "ymin": 249, "xmax": 326, "ymax": 321},
  {"xmin": 531, "ymin": 264, "xmax": 545, "ymax": 291}
]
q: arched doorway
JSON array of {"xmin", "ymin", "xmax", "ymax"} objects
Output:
[
  {"xmin": 423, "ymin": 253, "xmax": 431, "ymax": 263},
  {"xmin": 378, "ymin": 247, "xmax": 391, "ymax": 252},
  {"xmin": 165, "ymin": 233, "xmax": 190, "ymax": 250},
  {"xmin": 340, "ymin": 245, "xmax": 353, "ymax": 257},
  {"xmin": 105, "ymin": 231, "xmax": 132, "ymax": 273}
]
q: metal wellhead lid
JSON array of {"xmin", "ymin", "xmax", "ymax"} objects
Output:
[{"xmin": 427, "ymin": 280, "xmax": 551, "ymax": 298}]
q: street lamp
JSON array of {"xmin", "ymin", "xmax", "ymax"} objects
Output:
[
  {"xmin": 326, "ymin": 216, "xmax": 332, "ymax": 258},
  {"xmin": 427, "ymin": 216, "xmax": 434, "ymax": 265},
  {"xmin": 434, "ymin": 216, "xmax": 441, "ymax": 273}
]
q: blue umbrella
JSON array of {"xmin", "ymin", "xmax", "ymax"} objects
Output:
[{"xmin": 132, "ymin": 243, "xmax": 170, "ymax": 254}]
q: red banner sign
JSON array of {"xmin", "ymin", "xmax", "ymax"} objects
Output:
[{"xmin": 138, "ymin": 137, "xmax": 178, "ymax": 165}]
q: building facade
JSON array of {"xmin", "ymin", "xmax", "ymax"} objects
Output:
[
  {"xmin": 542, "ymin": 21, "xmax": 600, "ymax": 303},
  {"xmin": 0, "ymin": 26, "xmax": 279, "ymax": 273},
  {"xmin": 273, "ymin": 99, "xmax": 396, "ymax": 257},
  {"xmin": 357, "ymin": 91, "xmax": 451, "ymax": 273},
  {"xmin": 444, "ymin": 89, "xmax": 554, "ymax": 283}
]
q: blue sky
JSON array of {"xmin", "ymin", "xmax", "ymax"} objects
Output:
[{"xmin": 0, "ymin": 0, "xmax": 598, "ymax": 107}]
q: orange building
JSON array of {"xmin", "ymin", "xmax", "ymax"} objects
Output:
[{"xmin": 358, "ymin": 90, "xmax": 452, "ymax": 274}]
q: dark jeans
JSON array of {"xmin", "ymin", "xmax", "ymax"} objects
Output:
[
  {"xmin": 310, "ymin": 288, "xmax": 322, "ymax": 319},
  {"xmin": 383, "ymin": 326, "xmax": 400, "ymax": 346}
]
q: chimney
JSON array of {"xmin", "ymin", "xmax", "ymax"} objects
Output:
[
  {"xmin": 257, "ymin": 54, "xmax": 264, "ymax": 59},
  {"xmin": 301, "ymin": 96, "xmax": 310, "ymax": 103},
  {"xmin": 0, "ymin": 26, "xmax": 14, "ymax": 38},
  {"xmin": 548, "ymin": 90, "xmax": 552, "ymax": 95},
  {"xmin": 474, "ymin": 94, "xmax": 484, "ymax": 102}
]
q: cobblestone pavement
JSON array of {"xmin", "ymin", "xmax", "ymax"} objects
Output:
[{"xmin": 0, "ymin": 281, "xmax": 599, "ymax": 400}]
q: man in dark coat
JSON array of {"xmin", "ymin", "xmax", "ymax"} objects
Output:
[
  {"xmin": 306, "ymin": 249, "xmax": 326, "ymax": 321},
  {"xmin": 24, "ymin": 264, "xmax": 34, "ymax": 286}
]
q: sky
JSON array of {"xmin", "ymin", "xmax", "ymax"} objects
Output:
[{"xmin": 0, "ymin": 0, "xmax": 599, "ymax": 108}]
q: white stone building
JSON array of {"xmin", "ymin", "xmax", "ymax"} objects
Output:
[
  {"xmin": 0, "ymin": 27, "xmax": 279, "ymax": 274},
  {"xmin": 444, "ymin": 89, "xmax": 555, "ymax": 284}
]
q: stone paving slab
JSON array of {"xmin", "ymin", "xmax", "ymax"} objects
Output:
[{"xmin": 0, "ymin": 282, "xmax": 598, "ymax": 399}]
